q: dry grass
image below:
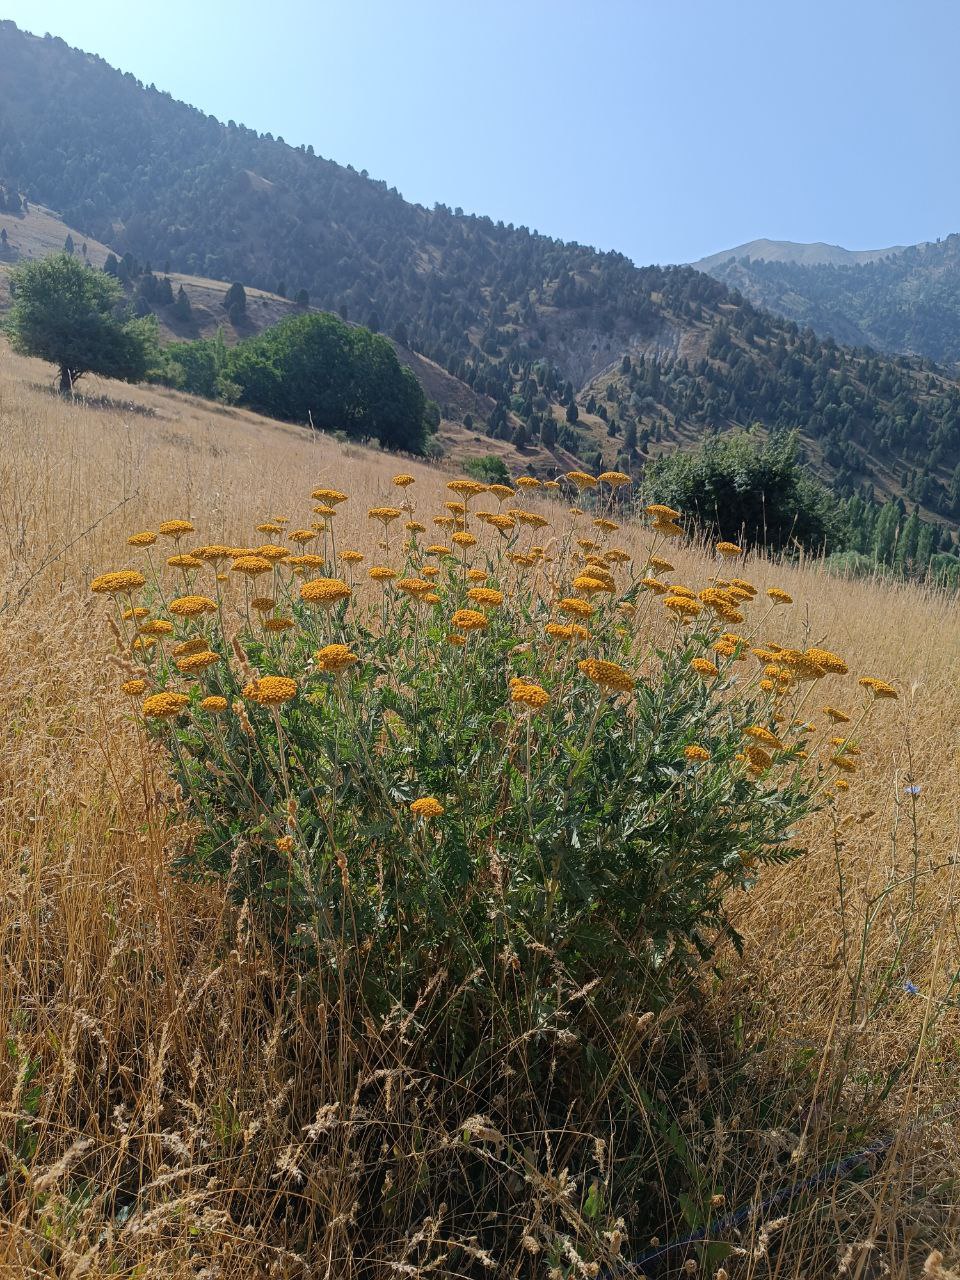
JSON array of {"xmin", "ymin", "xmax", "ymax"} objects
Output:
[{"xmin": 1, "ymin": 344, "xmax": 959, "ymax": 1276}]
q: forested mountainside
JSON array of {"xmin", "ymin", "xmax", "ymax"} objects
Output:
[
  {"xmin": 3, "ymin": 20, "xmax": 960, "ymax": 520},
  {"xmin": 701, "ymin": 235, "xmax": 960, "ymax": 368},
  {"xmin": 694, "ymin": 239, "xmax": 907, "ymax": 271}
]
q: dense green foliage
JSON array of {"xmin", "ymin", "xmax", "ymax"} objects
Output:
[
  {"xmin": 4, "ymin": 252, "xmax": 155, "ymax": 390},
  {"xmin": 156, "ymin": 312, "xmax": 428, "ymax": 451},
  {"xmin": 704, "ymin": 237, "xmax": 960, "ymax": 367},
  {"xmin": 3, "ymin": 21, "xmax": 960, "ymax": 514},
  {"xmin": 644, "ymin": 431, "xmax": 843, "ymax": 553}
]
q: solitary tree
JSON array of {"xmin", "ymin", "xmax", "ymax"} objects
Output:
[{"xmin": 6, "ymin": 252, "xmax": 155, "ymax": 392}]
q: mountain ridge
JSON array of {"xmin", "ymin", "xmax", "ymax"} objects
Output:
[{"xmin": 693, "ymin": 238, "xmax": 909, "ymax": 271}]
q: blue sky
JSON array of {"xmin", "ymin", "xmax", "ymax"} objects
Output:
[{"xmin": 6, "ymin": 0, "xmax": 960, "ymax": 264}]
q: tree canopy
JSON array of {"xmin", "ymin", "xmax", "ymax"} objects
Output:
[{"xmin": 5, "ymin": 252, "xmax": 155, "ymax": 391}]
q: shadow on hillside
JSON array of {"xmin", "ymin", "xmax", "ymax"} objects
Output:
[{"xmin": 33, "ymin": 381, "xmax": 159, "ymax": 418}]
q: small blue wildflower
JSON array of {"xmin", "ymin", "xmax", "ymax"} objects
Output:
[
  {"xmin": 903, "ymin": 980, "xmax": 919, "ymax": 996},
  {"xmin": 904, "ymin": 785, "xmax": 923, "ymax": 796}
]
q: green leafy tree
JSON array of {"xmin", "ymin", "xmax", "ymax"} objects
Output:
[{"xmin": 6, "ymin": 252, "xmax": 155, "ymax": 392}]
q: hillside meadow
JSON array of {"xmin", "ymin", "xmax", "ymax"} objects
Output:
[{"xmin": 1, "ymin": 344, "xmax": 960, "ymax": 1277}]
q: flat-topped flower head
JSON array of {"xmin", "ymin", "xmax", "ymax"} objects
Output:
[
  {"xmin": 311, "ymin": 488, "xmax": 348, "ymax": 504},
  {"xmin": 176, "ymin": 650, "xmax": 220, "ymax": 674},
  {"xmin": 173, "ymin": 637, "xmax": 209, "ymax": 657},
  {"xmin": 593, "ymin": 517, "xmax": 619, "ymax": 533},
  {"xmin": 410, "ymin": 796, "xmax": 444, "ymax": 819},
  {"xmin": 142, "ymin": 691, "xmax": 190, "ymax": 719},
  {"xmin": 199, "ymin": 695, "xmax": 228, "ymax": 713},
  {"xmin": 823, "ymin": 706, "xmax": 851, "ymax": 723},
  {"xmin": 488, "ymin": 484, "xmax": 515, "ymax": 502},
  {"xmin": 467, "ymin": 569, "xmax": 488, "ymax": 583},
  {"xmin": 573, "ymin": 574, "xmax": 614, "ymax": 596},
  {"xmin": 691, "ymin": 658, "xmax": 719, "ymax": 679},
  {"xmin": 369, "ymin": 566, "xmax": 397, "ymax": 582},
  {"xmin": 91, "ymin": 570, "xmax": 146, "ymax": 595},
  {"xmin": 598, "ymin": 470, "xmax": 631, "ymax": 488},
  {"xmin": 452, "ymin": 531, "xmax": 477, "ymax": 548},
  {"xmin": 368, "ymin": 506, "xmax": 402, "ymax": 525},
  {"xmin": 287, "ymin": 554, "xmax": 326, "ymax": 569},
  {"xmin": 640, "ymin": 576, "xmax": 670, "ymax": 594},
  {"xmin": 300, "ymin": 577, "xmax": 351, "ymax": 607},
  {"xmin": 169, "ymin": 594, "xmax": 217, "ymax": 617},
  {"xmin": 232, "ymin": 554, "xmax": 273, "ymax": 576},
  {"xmin": 487, "ymin": 514, "xmax": 516, "ymax": 534},
  {"xmin": 558, "ymin": 596, "xmax": 594, "ymax": 619},
  {"xmin": 806, "ymin": 647, "xmax": 848, "ymax": 675},
  {"xmin": 646, "ymin": 504, "xmax": 681, "ymax": 521},
  {"xmin": 515, "ymin": 476, "xmax": 541, "ymax": 489},
  {"xmin": 451, "ymin": 608, "xmax": 488, "ymax": 632},
  {"xmin": 243, "ymin": 675, "xmax": 297, "ymax": 705},
  {"xmin": 158, "ymin": 519, "xmax": 195, "ymax": 538},
  {"xmin": 167, "ymin": 554, "xmax": 204, "ymax": 570},
  {"xmin": 652, "ymin": 519, "xmax": 685, "ymax": 538},
  {"xmin": 578, "ymin": 657, "xmax": 635, "ymax": 693},
  {"xmin": 664, "ymin": 595, "xmax": 702, "ymax": 618},
  {"xmin": 122, "ymin": 607, "xmax": 150, "ymax": 620},
  {"xmin": 511, "ymin": 510, "xmax": 549, "ymax": 529},
  {"xmin": 716, "ymin": 541, "xmax": 743, "ymax": 557},
  {"xmin": 744, "ymin": 725, "xmax": 783, "ymax": 750},
  {"xmin": 263, "ymin": 617, "xmax": 294, "ymax": 632},
  {"xmin": 127, "ymin": 530, "xmax": 157, "ymax": 547},
  {"xmin": 138, "ymin": 619, "xmax": 174, "ymax": 637},
  {"xmin": 467, "ymin": 587, "xmax": 504, "ymax": 608},
  {"xmin": 288, "ymin": 529, "xmax": 317, "ymax": 544},
  {"xmin": 340, "ymin": 550, "xmax": 365, "ymax": 564},
  {"xmin": 510, "ymin": 679, "xmax": 550, "ymax": 710},
  {"xmin": 858, "ymin": 676, "xmax": 898, "ymax": 699},
  {"xmin": 405, "ymin": 521, "xmax": 426, "ymax": 534},
  {"xmin": 767, "ymin": 588, "xmax": 793, "ymax": 604},
  {"xmin": 447, "ymin": 480, "xmax": 487, "ymax": 500},
  {"xmin": 426, "ymin": 544, "xmax": 452, "ymax": 557},
  {"xmin": 392, "ymin": 474, "xmax": 415, "ymax": 487},
  {"xmin": 194, "ymin": 545, "xmax": 233, "ymax": 561},
  {"xmin": 566, "ymin": 470, "xmax": 597, "ymax": 489},
  {"xmin": 121, "ymin": 678, "xmax": 147, "ymax": 696},
  {"xmin": 256, "ymin": 522, "xmax": 282, "ymax": 535},
  {"xmin": 251, "ymin": 596, "xmax": 276, "ymax": 612},
  {"xmin": 315, "ymin": 644, "xmax": 358, "ymax": 673},
  {"xmin": 396, "ymin": 577, "xmax": 432, "ymax": 596},
  {"xmin": 684, "ymin": 745, "xmax": 711, "ymax": 763},
  {"xmin": 256, "ymin": 545, "xmax": 289, "ymax": 562}
]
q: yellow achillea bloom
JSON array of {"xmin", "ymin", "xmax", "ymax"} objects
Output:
[
  {"xmin": 516, "ymin": 476, "xmax": 541, "ymax": 489},
  {"xmin": 513, "ymin": 510, "xmax": 549, "ymax": 529},
  {"xmin": 311, "ymin": 488, "xmax": 347, "ymax": 504},
  {"xmin": 452, "ymin": 532, "xmax": 477, "ymax": 548},
  {"xmin": 287, "ymin": 554, "xmax": 326, "ymax": 570},
  {"xmin": 831, "ymin": 754, "xmax": 857, "ymax": 773},
  {"xmin": 142, "ymin": 691, "xmax": 190, "ymax": 718},
  {"xmin": 340, "ymin": 550, "xmax": 365, "ymax": 564},
  {"xmin": 467, "ymin": 587, "xmax": 504, "ymax": 608},
  {"xmin": 510, "ymin": 679, "xmax": 550, "ymax": 710},
  {"xmin": 558, "ymin": 597, "xmax": 594, "ymax": 619},
  {"xmin": 368, "ymin": 506, "xmax": 402, "ymax": 524},
  {"xmin": 488, "ymin": 514, "xmax": 516, "ymax": 534},
  {"xmin": 250, "ymin": 596, "xmax": 276, "ymax": 612},
  {"xmin": 232, "ymin": 555, "xmax": 273, "ymax": 576},
  {"xmin": 593, "ymin": 517, "xmax": 619, "ymax": 533},
  {"xmin": 806, "ymin": 647, "xmax": 848, "ymax": 675},
  {"xmin": 744, "ymin": 725, "xmax": 783, "ymax": 750},
  {"xmin": 823, "ymin": 706, "xmax": 851, "ymax": 723},
  {"xmin": 605, "ymin": 548, "xmax": 631, "ymax": 564},
  {"xmin": 433, "ymin": 515, "xmax": 456, "ymax": 529},
  {"xmin": 646, "ymin": 503, "xmax": 680, "ymax": 520},
  {"xmin": 127, "ymin": 530, "xmax": 157, "ymax": 547},
  {"xmin": 446, "ymin": 633, "xmax": 466, "ymax": 647},
  {"xmin": 243, "ymin": 675, "xmax": 297, "ymax": 705},
  {"xmin": 488, "ymin": 484, "xmax": 515, "ymax": 501},
  {"xmin": 578, "ymin": 657, "xmax": 636, "ymax": 693},
  {"xmin": 767, "ymin": 588, "xmax": 793, "ymax": 604},
  {"xmin": 410, "ymin": 796, "xmax": 444, "ymax": 818},
  {"xmin": 287, "ymin": 529, "xmax": 317, "ymax": 544},
  {"xmin": 193, "ymin": 545, "xmax": 233, "ymax": 561},
  {"xmin": 121, "ymin": 678, "xmax": 147, "ymax": 696},
  {"xmin": 544, "ymin": 479, "xmax": 561, "ymax": 490},
  {"xmin": 759, "ymin": 678, "xmax": 775, "ymax": 692},
  {"xmin": 858, "ymin": 677, "xmax": 898, "ymax": 699},
  {"xmin": 467, "ymin": 569, "xmax": 488, "ymax": 583},
  {"xmin": 713, "ymin": 640, "xmax": 737, "ymax": 657},
  {"xmin": 716, "ymin": 541, "xmax": 743, "ymax": 557},
  {"xmin": 369, "ymin": 566, "xmax": 397, "ymax": 582},
  {"xmin": 300, "ymin": 578, "xmax": 351, "ymax": 606},
  {"xmin": 420, "ymin": 566, "xmax": 440, "ymax": 579},
  {"xmin": 647, "ymin": 555, "xmax": 673, "ymax": 574},
  {"xmin": 684, "ymin": 745, "xmax": 711, "ymax": 762},
  {"xmin": 158, "ymin": 519, "xmax": 195, "ymax": 538},
  {"xmin": 173, "ymin": 638, "xmax": 209, "ymax": 657},
  {"xmin": 392, "ymin": 474, "xmax": 415, "ymax": 487},
  {"xmin": 447, "ymin": 479, "xmax": 488, "ymax": 499},
  {"xmin": 445, "ymin": 501, "xmax": 467, "ymax": 516},
  {"xmin": 176, "ymin": 650, "xmax": 220, "ymax": 674},
  {"xmin": 122, "ymin": 607, "xmax": 150, "ymax": 620},
  {"xmin": 640, "ymin": 576, "xmax": 670, "ymax": 594},
  {"xmin": 169, "ymin": 594, "xmax": 217, "ymax": 617},
  {"xmin": 598, "ymin": 470, "xmax": 631, "ymax": 488},
  {"xmin": 405, "ymin": 521, "xmax": 426, "ymax": 534},
  {"xmin": 730, "ymin": 578, "xmax": 757, "ymax": 595},
  {"xmin": 263, "ymin": 618, "xmax": 294, "ymax": 632},
  {"xmin": 744, "ymin": 744, "xmax": 772, "ymax": 771},
  {"xmin": 426, "ymin": 544, "xmax": 452, "ymax": 557},
  {"xmin": 256, "ymin": 545, "xmax": 289, "ymax": 562},
  {"xmin": 256, "ymin": 522, "xmax": 282, "ymax": 535},
  {"xmin": 167, "ymin": 554, "xmax": 205, "ymax": 569},
  {"xmin": 275, "ymin": 835, "xmax": 294, "ymax": 853},
  {"xmin": 91, "ymin": 570, "xmax": 146, "ymax": 595},
  {"xmin": 652, "ymin": 519, "xmax": 685, "ymax": 538},
  {"xmin": 451, "ymin": 608, "xmax": 488, "ymax": 632},
  {"xmin": 691, "ymin": 658, "xmax": 719, "ymax": 678},
  {"xmin": 835, "ymin": 778, "xmax": 850, "ymax": 791},
  {"xmin": 139, "ymin": 619, "xmax": 175, "ymax": 636},
  {"xmin": 396, "ymin": 577, "xmax": 433, "ymax": 596},
  {"xmin": 315, "ymin": 644, "xmax": 359, "ymax": 673},
  {"xmin": 313, "ymin": 505, "xmax": 335, "ymax": 519},
  {"xmin": 566, "ymin": 471, "xmax": 598, "ymax": 489},
  {"xmin": 664, "ymin": 595, "xmax": 702, "ymax": 618}
]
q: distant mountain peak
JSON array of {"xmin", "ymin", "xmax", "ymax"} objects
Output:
[{"xmin": 693, "ymin": 238, "xmax": 908, "ymax": 271}]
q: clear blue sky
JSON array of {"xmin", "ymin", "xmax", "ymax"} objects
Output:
[{"xmin": 6, "ymin": 0, "xmax": 960, "ymax": 264}]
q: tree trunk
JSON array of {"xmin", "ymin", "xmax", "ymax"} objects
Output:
[{"xmin": 59, "ymin": 364, "xmax": 76, "ymax": 394}]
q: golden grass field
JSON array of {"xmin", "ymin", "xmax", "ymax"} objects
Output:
[{"xmin": 2, "ymin": 343, "xmax": 960, "ymax": 1278}]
